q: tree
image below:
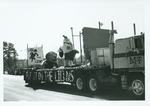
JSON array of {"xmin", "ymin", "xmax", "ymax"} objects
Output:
[{"xmin": 3, "ymin": 41, "xmax": 18, "ymax": 74}]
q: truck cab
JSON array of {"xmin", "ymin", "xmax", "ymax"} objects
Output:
[
  {"xmin": 114, "ymin": 34, "xmax": 144, "ymax": 69},
  {"xmin": 113, "ymin": 33, "xmax": 145, "ymax": 98}
]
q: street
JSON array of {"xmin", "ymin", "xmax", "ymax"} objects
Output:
[{"xmin": 4, "ymin": 74, "xmax": 140, "ymax": 101}]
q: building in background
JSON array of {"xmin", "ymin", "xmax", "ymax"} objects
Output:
[{"xmin": 16, "ymin": 59, "xmax": 27, "ymax": 68}]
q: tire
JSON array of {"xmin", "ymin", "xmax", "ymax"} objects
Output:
[
  {"xmin": 88, "ymin": 76, "xmax": 100, "ymax": 93},
  {"xmin": 75, "ymin": 77, "xmax": 85, "ymax": 91},
  {"xmin": 128, "ymin": 77, "xmax": 145, "ymax": 99}
]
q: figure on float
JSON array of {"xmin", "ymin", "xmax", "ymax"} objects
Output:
[{"xmin": 58, "ymin": 35, "xmax": 79, "ymax": 67}]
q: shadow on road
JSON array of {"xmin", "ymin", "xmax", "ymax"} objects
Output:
[{"xmin": 25, "ymin": 83, "xmax": 144, "ymax": 101}]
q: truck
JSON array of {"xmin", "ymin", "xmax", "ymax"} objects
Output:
[{"xmin": 24, "ymin": 22, "xmax": 145, "ymax": 99}]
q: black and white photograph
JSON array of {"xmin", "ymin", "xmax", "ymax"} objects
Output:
[{"xmin": 0, "ymin": 0, "xmax": 150, "ymax": 106}]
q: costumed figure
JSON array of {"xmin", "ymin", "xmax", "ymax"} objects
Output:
[
  {"xmin": 58, "ymin": 35, "xmax": 79, "ymax": 66},
  {"xmin": 41, "ymin": 51, "xmax": 58, "ymax": 69}
]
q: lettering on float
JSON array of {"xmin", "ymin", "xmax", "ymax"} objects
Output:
[
  {"xmin": 37, "ymin": 72, "xmax": 44, "ymax": 80},
  {"xmin": 43, "ymin": 71, "xmax": 53, "ymax": 82},
  {"xmin": 55, "ymin": 70, "xmax": 74, "ymax": 82},
  {"xmin": 48, "ymin": 71, "xmax": 53, "ymax": 82},
  {"xmin": 33, "ymin": 72, "xmax": 37, "ymax": 80},
  {"xmin": 26, "ymin": 70, "xmax": 75, "ymax": 82},
  {"xmin": 26, "ymin": 71, "xmax": 32, "ymax": 80},
  {"xmin": 44, "ymin": 71, "xmax": 49, "ymax": 81},
  {"xmin": 38, "ymin": 70, "xmax": 75, "ymax": 82}
]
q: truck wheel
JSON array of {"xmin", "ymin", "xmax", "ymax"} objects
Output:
[
  {"xmin": 129, "ymin": 77, "xmax": 144, "ymax": 99},
  {"xmin": 75, "ymin": 77, "xmax": 85, "ymax": 91},
  {"xmin": 88, "ymin": 76, "xmax": 100, "ymax": 93}
]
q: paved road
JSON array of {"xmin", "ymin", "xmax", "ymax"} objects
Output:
[{"xmin": 3, "ymin": 74, "xmax": 141, "ymax": 101}]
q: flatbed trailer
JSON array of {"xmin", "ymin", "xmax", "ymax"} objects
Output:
[
  {"xmin": 24, "ymin": 65, "xmax": 122, "ymax": 95},
  {"xmin": 24, "ymin": 22, "xmax": 145, "ymax": 99}
]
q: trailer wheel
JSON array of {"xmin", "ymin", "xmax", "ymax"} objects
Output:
[
  {"xmin": 128, "ymin": 77, "xmax": 144, "ymax": 99},
  {"xmin": 75, "ymin": 77, "xmax": 84, "ymax": 91},
  {"xmin": 88, "ymin": 76, "xmax": 100, "ymax": 93}
]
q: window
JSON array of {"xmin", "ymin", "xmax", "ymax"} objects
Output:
[{"xmin": 135, "ymin": 37, "xmax": 143, "ymax": 49}]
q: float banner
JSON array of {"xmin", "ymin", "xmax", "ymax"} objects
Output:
[{"xmin": 27, "ymin": 47, "xmax": 44, "ymax": 66}]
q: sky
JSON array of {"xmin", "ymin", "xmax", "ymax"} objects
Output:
[{"xmin": 0, "ymin": 0, "xmax": 148, "ymax": 59}]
